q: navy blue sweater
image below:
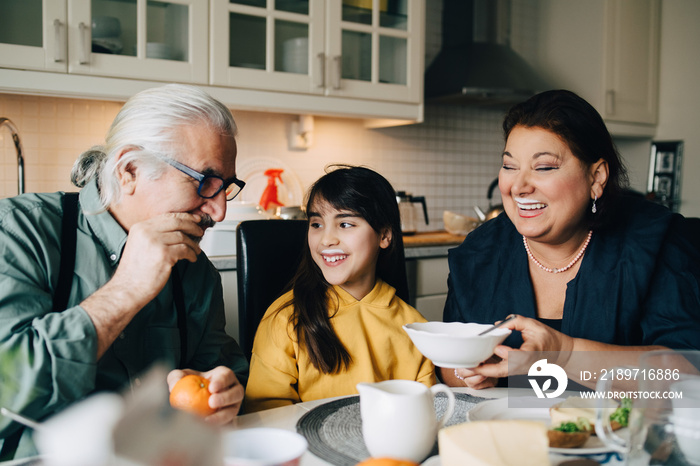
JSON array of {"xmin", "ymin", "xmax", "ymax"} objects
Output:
[{"xmin": 444, "ymin": 196, "xmax": 700, "ymax": 350}]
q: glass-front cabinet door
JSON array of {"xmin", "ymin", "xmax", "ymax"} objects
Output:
[
  {"xmin": 69, "ymin": 0, "xmax": 207, "ymax": 82},
  {"xmin": 0, "ymin": 0, "xmax": 67, "ymax": 72},
  {"xmin": 210, "ymin": 0, "xmax": 325, "ymax": 94},
  {"xmin": 210, "ymin": 0, "xmax": 422, "ymax": 103},
  {"xmin": 0, "ymin": 0, "xmax": 207, "ymax": 83},
  {"xmin": 326, "ymin": 0, "xmax": 423, "ymax": 103}
]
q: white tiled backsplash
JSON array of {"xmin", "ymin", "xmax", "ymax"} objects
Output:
[
  {"xmin": 1, "ymin": 0, "xmax": 541, "ymax": 232},
  {"xmin": 0, "ymin": 96, "xmax": 507, "ymax": 232}
]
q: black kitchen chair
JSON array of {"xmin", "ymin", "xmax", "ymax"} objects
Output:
[
  {"xmin": 236, "ymin": 219, "xmax": 410, "ymax": 361},
  {"xmin": 236, "ymin": 219, "xmax": 307, "ymax": 361}
]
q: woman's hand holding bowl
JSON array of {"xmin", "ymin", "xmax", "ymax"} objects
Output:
[{"xmin": 458, "ymin": 315, "xmax": 575, "ymax": 382}]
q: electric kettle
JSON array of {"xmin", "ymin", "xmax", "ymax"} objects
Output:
[{"xmin": 396, "ymin": 191, "xmax": 429, "ymax": 235}]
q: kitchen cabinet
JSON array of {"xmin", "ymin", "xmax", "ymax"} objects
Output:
[
  {"xmin": 0, "ymin": 0, "xmax": 63, "ymax": 73},
  {"xmin": 0, "ymin": 0, "xmax": 208, "ymax": 83},
  {"xmin": 406, "ymin": 256, "xmax": 449, "ymax": 322},
  {"xmin": 211, "ymin": 0, "xmax": 424, "ymax": 105},
  {"xmin": 536, "ymin": 0, "xmax": 660, "ymax": 136},
  {"xmin": 0, "ymin": 0, "xmax": 424, "ymax": 123}
]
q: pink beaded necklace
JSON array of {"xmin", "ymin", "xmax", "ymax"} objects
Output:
[{"xmin": 523, "ymin": 230, "xmax": 593, "ymax": 274}]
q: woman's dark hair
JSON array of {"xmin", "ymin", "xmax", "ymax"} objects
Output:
[
  {"xmin": 279, "ymin": 165, "xmax": 405, "ymax": 373},
  {"xmin": 502, "ymin": 89, "xmax": 629, "ymax": 230}
]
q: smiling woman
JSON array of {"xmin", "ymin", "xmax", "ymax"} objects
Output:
[
  {"xmin": 500, "ymin": 125, "xmax": 604, "ymax": 249},
  {"xmin": 441, "ymin": 89, "xmax": 700, "ymax": 391}
]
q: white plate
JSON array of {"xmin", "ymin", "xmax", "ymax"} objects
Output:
[
  {"xmin": 467, "ymin": 397, "xmax": 617, "ymax": 455},
  {"xmin": 236, "ymin": 157, "xmax": 304, "ymax": 208}
]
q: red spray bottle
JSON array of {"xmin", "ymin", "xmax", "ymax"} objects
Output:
[{"xmin": 259, "ymin": 168, "xmax": 285, "ymax": 212}]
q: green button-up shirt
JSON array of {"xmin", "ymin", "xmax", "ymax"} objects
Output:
[{"xmin": 0, "ymin": 180, "xmax": 248, "ymax": 458}]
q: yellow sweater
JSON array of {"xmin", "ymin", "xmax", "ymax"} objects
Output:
[{"xmin": 243, "ymin": 279, "xmax": 436, "ymax": 413}]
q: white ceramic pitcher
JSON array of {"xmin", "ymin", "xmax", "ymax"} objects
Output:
[{"xmin": 356, "ymin": 380, "xmax": 455, "ymax": 463}]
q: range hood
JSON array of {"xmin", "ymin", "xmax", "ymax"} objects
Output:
[{"xmin": 425, "ymin": 0, "xmax": 549, "ymax": 106}]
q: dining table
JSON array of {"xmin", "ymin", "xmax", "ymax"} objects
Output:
[
  {"xmin": 228, "ymin": 386, "xmax": 624, "ymax": 466},
  {"xmin": 0, "ymin": 386, "xmax": 625, "ymax": 466}
]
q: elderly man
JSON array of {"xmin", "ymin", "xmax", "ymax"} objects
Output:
[{"xmin": 0, "ymin": 84, "xmax": 248, "ymax": 460}]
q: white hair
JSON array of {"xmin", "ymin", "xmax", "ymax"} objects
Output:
[{"xmin": 70, "ymin": 84, "xmax": 237, "ymax": 209}]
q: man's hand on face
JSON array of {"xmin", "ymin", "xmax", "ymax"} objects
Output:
[{"xmin": 111, "ymin": 212, "xmax": 206, "ymax": 305}]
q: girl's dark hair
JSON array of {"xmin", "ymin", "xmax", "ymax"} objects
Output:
[
  {"xmin": 279, "ymin": 165, "xmax": 405, "ymax": 373},
  {"xmin": 502, "ymin": 89, "xmax": 629, "ymax": 230}
]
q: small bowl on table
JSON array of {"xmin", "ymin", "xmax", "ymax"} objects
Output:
[
  {"xmin": 403, "ymin": 322, "xmax": 511, "ymax": 369},
  {"xmin": 223, "ymin": 428, "xmax": 308, "ymax": 466}
]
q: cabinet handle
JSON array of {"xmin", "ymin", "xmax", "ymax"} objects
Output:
[
  {"xmin": 78, "ymin": 22, "xmax": 89, "ymax": 65},
  {"xmin": 332, "ymin": 55, "xmax": 342, "ymax": 90},
  {"xmin": 53, "ymin": 19, "xmax": 64, "ymax": 62},
  {"xmin": 606, "ymin": 90, "xmax": 616, "ymax": 115},
  {"xmin": 316, "ymin": 53, "xmax": 325, "ymax": 88}
]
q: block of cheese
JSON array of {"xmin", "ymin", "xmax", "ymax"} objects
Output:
[{"xmin": 439, "ymin": 420, "xmax": 550, "ymax": 466}]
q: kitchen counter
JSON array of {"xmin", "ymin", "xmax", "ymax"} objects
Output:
[
  {"xmin": 209, "ymin": 231, "xmax": 465, "ymax": 270},
  {"xmin": 402, "ymin": 230, "xmax": 466, "ymax": 247},
  {"xmin": 403, "ymin": 230, "xmax": 465, "ymax": 259}
]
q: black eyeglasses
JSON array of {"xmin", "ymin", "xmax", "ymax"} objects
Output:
[{"xmin": 159, "ymin": 156, "xmax": 245, "ymax": 201}]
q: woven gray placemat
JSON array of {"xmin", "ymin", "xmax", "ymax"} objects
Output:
[{"xmin": 296, "ymin": 393, "xmax": 491, "ymax": 466}]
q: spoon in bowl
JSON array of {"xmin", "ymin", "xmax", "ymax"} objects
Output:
[{"xmin": 478, "ymin": 314, "xmax": 516, "ymax": 336}]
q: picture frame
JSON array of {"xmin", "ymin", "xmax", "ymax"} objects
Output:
[
  {"xmin": 653, "ymin": 175, "xmax": 672, "ymax": 197},
  {"xmin": 647, "ymin": 141, "xmax": 683, "ymax": 212},
  {"xmin": 654, "ymin": 151, "xmax": 675, "ymax": 174}
]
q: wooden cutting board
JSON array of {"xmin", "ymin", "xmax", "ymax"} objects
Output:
[{"xmin": 402, "ymin": 230, "xmax": 466, "ymax": 247}]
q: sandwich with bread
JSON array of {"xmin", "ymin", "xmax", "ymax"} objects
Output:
[{"xmin": 547, "ymin": 396, "xmax": 631, "ymax": 448}]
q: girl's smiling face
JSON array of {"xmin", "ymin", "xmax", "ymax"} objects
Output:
[
  {"xmin": 307, "ymin": 199, "xmax": 391, "ymax": 300},
  {"xmin": 499, "ymin": 125, "xmax": 601, "ymax": 243}
]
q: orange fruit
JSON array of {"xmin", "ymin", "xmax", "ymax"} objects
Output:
[
  {"xmin": 356, "ymin": 458, "xmax": 419, "ymax": 466},
  {"xmin": 169, "ymin": 374, "xmax": 216, "ymax": 417}
]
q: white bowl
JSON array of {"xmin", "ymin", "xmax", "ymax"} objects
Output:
[
  {"xmin": 92, "ymin": 16, "xmax": 121, "ymax": 38},
  {"xmin": 282, "ymin": 37, "xmax": 308, "ymax": 74},
  {"xmin": 223, "ymin": 428, "xmax": 307, "ymax": 466},
  {"xmin": 403, "ymin": 322, "xmax": 511, "ymax": 369},
  {"xmin": 146, "ymin": 42, "xmax": 172, "ymax": 59},
  {"xmin": 443, "ymin": 210, "xmax": 479, "ymax": 236}
]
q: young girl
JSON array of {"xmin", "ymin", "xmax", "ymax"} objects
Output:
[{"xmin": 244, "ymin": 165, "xmax": 435, "ymax": 412}]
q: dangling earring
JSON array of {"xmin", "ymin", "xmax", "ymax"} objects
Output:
[{"xmin": 592, "ymin": 195, "xmax": 598, "ymax": 214}]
